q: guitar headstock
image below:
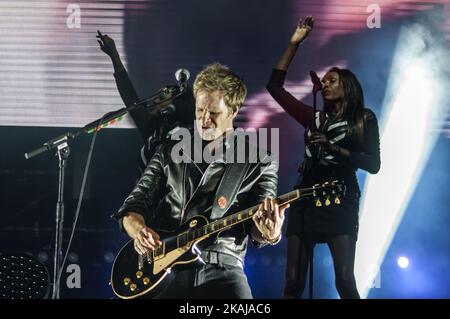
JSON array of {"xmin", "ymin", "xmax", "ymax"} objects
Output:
[{"xmin": 311, "ymin": 180, "xmax": 346, "ymax": 207}]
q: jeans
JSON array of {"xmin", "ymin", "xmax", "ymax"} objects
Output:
[{"xmin": 156, "ymin": 262, "xmax": 253, "ymax": 299}]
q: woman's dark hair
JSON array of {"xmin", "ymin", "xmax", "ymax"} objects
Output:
[{"xmin": 324, "ymin": 67, "xmax": 365, "ymax": 148}]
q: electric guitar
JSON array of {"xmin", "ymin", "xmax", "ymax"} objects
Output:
[{"xmin": 110, "ymin": 180, "xmax": 345, "ymax": 299}]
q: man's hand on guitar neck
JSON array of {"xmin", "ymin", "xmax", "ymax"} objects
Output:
[
  {"xmin": 252, "ymin": 197, "xmax": 289, "ymax": 245},
  {"xmin": 123, "ymin": 212, "xmax": 162, "ymax": 255}
]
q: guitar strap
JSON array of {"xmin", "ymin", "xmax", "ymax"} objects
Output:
[{"xmin": 210, "ymin": 136, "xmax": 256, "ymax": 220}]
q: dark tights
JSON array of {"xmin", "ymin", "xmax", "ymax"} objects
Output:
[{"xmin": 283, "ymin": 234, "xmax": 360, "ymax": 299}]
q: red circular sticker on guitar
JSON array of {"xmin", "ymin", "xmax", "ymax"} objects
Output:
[{"xmin": 217, "ymin": 196, "xmax": 227, "ymax": 209}]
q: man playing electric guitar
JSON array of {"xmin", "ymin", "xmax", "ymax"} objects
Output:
[{"xmin": 112, "ymin": 63, "xmax": 288, "ymax": 299}]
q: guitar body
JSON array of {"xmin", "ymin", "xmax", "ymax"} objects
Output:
[{"xmin": 111, "ymin": 215, "xmax": 209, "ymax": 299}]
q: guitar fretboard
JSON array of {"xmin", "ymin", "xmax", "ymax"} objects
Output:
[
  {"xmin": 153, "ymin": 181, "xmax": 343, "ymax": 258},
  {"xmin": 177, "ymin": 189, "xmax": 304, "ymax": 247}
]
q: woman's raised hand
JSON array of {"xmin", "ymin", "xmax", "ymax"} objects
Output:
[{"xmin": 290, "ymin": 16, "xmax": 314, "ymax": 45}]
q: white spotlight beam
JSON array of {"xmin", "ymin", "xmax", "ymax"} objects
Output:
[{"xmin": 355, "ymin": 23, "xmax": 448, "ymax": 298}]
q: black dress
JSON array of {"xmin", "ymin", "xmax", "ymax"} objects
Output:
[{"xmin": 267, "ymin": 69, "xmax": 380, "ymax": 242}]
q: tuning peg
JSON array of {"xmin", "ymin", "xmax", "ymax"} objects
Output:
[
  {"xmin": 325, "ymin": 197, "xmax": 331, "ymax": 206},
  {"xmin": 315, "ymin": 198, "xmax": 322, "ymax": 207},
  {"xmin": 334, "ymin": 196, "xmax": 341, "ymax": 205}
]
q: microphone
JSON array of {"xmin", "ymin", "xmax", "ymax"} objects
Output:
[
  {"xmin": 309, "ymin": 70, "xmax": 322, "ymax": 91},
  {"xmin": 132, "ymin": 69, "xmax": 192, "ymax": 120},
  {"xmin": 175, "ymin": 68, "xmax": 190, "ymax": 89}
]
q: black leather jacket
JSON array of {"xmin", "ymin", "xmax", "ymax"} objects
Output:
[{"xmin": 113, "ymin": 132, "xmax": 278, "ymax": 267}]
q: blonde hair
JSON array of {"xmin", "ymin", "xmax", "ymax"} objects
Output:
[{"xmin": 193, "ymin": 62, "xmax": 247, "ymax": 114}]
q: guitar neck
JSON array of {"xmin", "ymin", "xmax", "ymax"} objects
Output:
[{"xmin": 185, "ymin": 188, "xmax": 316, "ymax": 242}]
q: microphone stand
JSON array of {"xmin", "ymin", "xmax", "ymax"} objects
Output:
[{"xmin": 24, "ymin": 84, "xmax": 186, "ymax": 299}]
